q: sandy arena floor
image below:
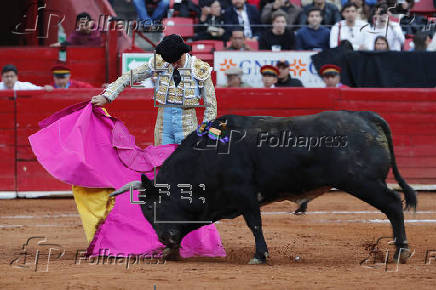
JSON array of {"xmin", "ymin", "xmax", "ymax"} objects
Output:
[{"xmin": 1, "ymin": 192, "xmax": 436, "ymax": 289}]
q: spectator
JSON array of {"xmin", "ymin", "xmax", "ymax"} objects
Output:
[
  {"xmin": 174, "ymin": 0, "xmax": 201, "ymax": 17},
  {"xmin": 295, "ymin": 8, "xmax": 330, "ymax": 50},
  {"xmin": 339, "ymin": 39, "xmax": 354, "ymax": 50},
  {"xmin": 260, "ymin": 65, "xmax": 279, "ymax": 87},
  {"xmin": 49, "ymin": 64, "xmax": 94, "ymax": 89},
  {"xmin": 299, "ymin": 0, "xmax": 341, "ymax": 27},
  {"xmin": 0, "ymin": 64, "xmax": 51, "ymax": 90},
  {"xmin": 374, "ymin": 35, "xmax": 389, "ymax": 51},
  {"xmin": 130, "ymin": 0, "xmax": 169, "ymax": 23},
  {"xmin": 349, "ymin": 0, "xmax": 370, "ymax": 22},
  {"xmin": 330, "ymin": 2, "xmax": 367, "ymax": 50},
  {"xmin": 412, "ymin": 32, "xmax": 433, "ymax": 51},
  {"xmin": 224, "ymin": 66, "xmax": 251, "ymax": 87},
  {"xmin": 223, "ymin": 0, "xmax": 262, "ymax": 41},
  {"xmin": 259, "ymin": 10, "xmax": 295, "ymax": 50},
  {"xmin": 275, "ymin": 60, "xmax": 304, "ymax": 87},
  {"xmin": 261, "ymin": 0, "xmax": 301, "ymax": 28},
  {"xmin": 319, "ymin": 64, "xmax": 348, "ymax": 88},
  {"xmin": 358, "ymin": 2, "xmax": 405, "ymax": 51},
  {"xmin": 341, "ymin": 0, "xmax": 380, "ymax": 8},
  {"xmin": 50, "ymin": 13, "xmax": 102, "ymax": 47},
  {"xmin": 399, "ymin": 0, "xmax": 431, "ymax": 36},
  {"xmin": 195, "ymin": 0, "xmax": 226, "ymax": 40},
  {"xmin": 226, "ymin": 27, "xmax": 252, "ymax": 50}
]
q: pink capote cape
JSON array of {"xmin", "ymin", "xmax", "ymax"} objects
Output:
[{"xmin": 29, "ymin": 102, "xmax": 226, "ymax": 258}]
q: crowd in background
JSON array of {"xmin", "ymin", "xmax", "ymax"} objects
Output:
[
  {"xmin": 126, "ymin": 0, "xmax": 436, "ymax": 52},
  {"xmin": 2, "ymin": 0, "xmax": 436, "ymax": 90}
]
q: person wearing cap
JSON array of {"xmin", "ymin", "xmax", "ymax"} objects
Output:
[
  {"xmin": 0, "ymin": 64, "xmax": 52, "ymax": 91},
  {"xmin": 260, "ymin": 65, "xmax": 279, "ymax": 88},
  {"xmin": 319, "ymin": 64, "xmax": 349, "ymax": 88},
  {"xmin": 50, "ymin": 64, "xmax": 94, "ymax": 89},
  {"xmin": 275, "ymin": 60, "xmax": 304, "ymax": 87},
  {"xmin": 224, "ymin": 66, "xmax": 251, "ymax": 88},
  {"xmin": 91, "ymin": 34, "xmax": 217, "ymax": 146}
]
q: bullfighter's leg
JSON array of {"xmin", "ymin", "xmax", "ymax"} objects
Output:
[
  {"xmin": 341, "ymin": 180, "xmax": 411, "ymax": 263},
  {"xmin": 242, "ymin": 200, "xmax": 269, "ymax": 264}
]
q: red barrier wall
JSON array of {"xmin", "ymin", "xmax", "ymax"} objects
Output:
[{"xmin": 0, "ymin": 88, "xmax": 435, "ymax": 193}]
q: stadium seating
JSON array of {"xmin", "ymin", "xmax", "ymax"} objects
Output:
[{"xmin": 163, "ymin": 17, "xmax": 195, "ymax": 38}]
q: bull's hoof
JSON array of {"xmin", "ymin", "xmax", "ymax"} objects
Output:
[
  {"xmin": 248, "ymin": 257, "xmax": 266, "ymax": 264},
  {"xmin": 162, "ymin": 247, "xmax": 182, "ymax": 261},
  {"xmin": 394, "ymin": 248, "xmax": 413, "ymax": 264},
  {"xmin": 294, "ymin": 202, "xmax": 308, "ymax": 215},
  {"xmin": 248, "ymin": 252, "xmax": 269, "ymax": 265}
]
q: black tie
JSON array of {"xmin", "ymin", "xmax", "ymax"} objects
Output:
[{"xmin": 173, "ymin": 68, "xmax": 181, "ymax": 87}]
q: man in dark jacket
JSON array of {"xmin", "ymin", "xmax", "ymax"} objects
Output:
[
  {"xmin": 223, "ymin": 0, "xmax": 262, "ymax": 41},
  {"xmin": 258, "ymin": 10, "xmax": 295, "ymax": 50},
  {"xmin": 275, "ymin": 60, "xmax": 304, "ymax": 87},
  {"xmin": 299, "ymin": 0, "xmax": 341, "ymax": 27}
]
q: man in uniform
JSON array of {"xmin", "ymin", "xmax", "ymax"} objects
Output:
[
  {"xmin": 91, "ymin": 34, "xmax": 217, "ymax": 145},
  {"xmin": 319, "ymin": 64, "xmax": 349, "ymax": 88}
]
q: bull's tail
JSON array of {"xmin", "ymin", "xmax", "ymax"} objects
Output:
[{"xmin": 364, "ymin": 112, "xmax": 417, "ymax": 211}]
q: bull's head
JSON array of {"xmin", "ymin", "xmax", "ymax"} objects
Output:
[{"xmin": 111, "ymin": 174, "xmax": 207, "ymax": 250}]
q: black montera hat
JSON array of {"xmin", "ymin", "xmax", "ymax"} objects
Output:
[{"xmin": 155, "ymin": 34, "xmax": 191, "ymax": 63}]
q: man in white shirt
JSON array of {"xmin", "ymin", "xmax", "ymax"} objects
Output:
[
  {"xmin": 358, "ymin": 2, "xmax": 405, "ymax": 51},
  {"xmin": 330, "ymin": 2, "xmax": 367, "ymax": 50},
  {"xmin": 0, "ymin": 64, "xmax": 43, "ymax": 90}
]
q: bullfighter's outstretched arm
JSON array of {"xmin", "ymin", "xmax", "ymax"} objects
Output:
[{"xmin": 102, "ymin": 62, "xmax": 153, "ymax": 102}]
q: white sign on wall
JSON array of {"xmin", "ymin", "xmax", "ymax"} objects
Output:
[
  {"xmin": 122, "ymin": 53, "xmax": 154, "ymax": 74},
  {"xmin": 213, "ymin": 51, "xmax": 324, "ymax": 88}
]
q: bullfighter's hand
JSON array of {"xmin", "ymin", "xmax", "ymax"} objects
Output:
[{"xmin": 91, "ymin": 95, "xmax": 108, "ymax": 106}]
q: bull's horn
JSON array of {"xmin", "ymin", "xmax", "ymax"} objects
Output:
[{"xmin": 110, "ymin": 181, "xmax": 143, "ymax": 197}]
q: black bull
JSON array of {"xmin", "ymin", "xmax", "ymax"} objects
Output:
[{"xmin": 112, "ymin": 111, "xmax": 417, "ymax": 264}]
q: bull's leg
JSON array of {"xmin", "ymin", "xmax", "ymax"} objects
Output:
[
  {"xmin": 242, "ymin": 205, "xmax": 269, "ymax": 265},
  {"xmin": 341, "ymin": 180, "xmax": 411, "ymax": 263}
]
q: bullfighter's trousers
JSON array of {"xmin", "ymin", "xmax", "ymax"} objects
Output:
[{"xmin": 154, "ymin": 106, "xmax": 198, "ymax": 145}]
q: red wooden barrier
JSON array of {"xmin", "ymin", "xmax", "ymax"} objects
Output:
[{"xmin": 0, "ymin": 87, "xmax": 435, "ymax": 193}]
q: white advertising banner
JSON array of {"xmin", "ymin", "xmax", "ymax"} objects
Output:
[
  {"xmin": 213, "ymin": 51, "xmax": 324, "ymax": 88},
  {"xmin": 121, "ymin": 53, "xmax": 154, "ymax": 74}
]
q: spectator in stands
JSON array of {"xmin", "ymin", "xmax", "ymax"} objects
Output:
[
  {"xmin": 295, "ymin": 8, "xmax": 330, "ymax": 50},
  {"xmin": 275, "ymin": 60, "xmax": 304, "ymax": 87},
  {"xmin": 349, "ymin": 0, "xmax": 370, "ymax": 22},
  {"xmin": 260, "ymin": 65, "xmax": 279, "ymax": 87},
  {"xmin": 330, "ymin": 2, "xmax": 367, "ymax": 50},
  {"xmin": 299, "ymin": 0, "xmax": 341, "ymax": 27},
  {"xmin": 194, "ymin": 0, "xmax": 226, "ymax": 40},
  {"xmin": 400, "ymin": 0, "xmax": 429, "ymax": 35},
  {"xmin": 223, "ymin": 0, "xmax": 262, "ymax": 41},
  {"xmin": 260, "ymin": 0, "xmax": 301, "ymax": 29},
  {"xmin": 374, "ymin": 35, "xmax": 389, "ymax": 51},
  {"xmin": 412, "ymin": 31, "xmax": 433, "ymax": 51},
  {"xmin": 47, "ymin": 64, "xmax": 94, "ymax": 89},
  {"xmin": 339, "ymin": 39, "xmax": 354, "ymax": 50},
  {"xmin": 226, "ymin": 27, "xmax": 252, "ymax": 50},
  {"xmin": 0, "ymin": 64, "xmax": 51, "ymax": 90},
  {"xmin": 50, "ymin": 13, "xmax": 102, "ymax": 47},
  {"xmin": 225, "ymin": 66, "xmax": 251, "ymax": 87},
  {"xmin": 319, "ymin": 64, "xmax": 348, "ymax": 88},
  {"xmin": 358, "ymin": 2, "xmax": 405, "ymax": 51},
  {"xmin": 129, "ymin": 0, "xmax": 169, "ymax": 23},
  {"xmin": 259, "ymin": 10, "xmax": 295, "ymax": 50},
  {"xmin": 174, "ymin": 0, "xmax": 201, "ymax": 17},
  {"xmin": 341, "ymin": 0, "xmax": 376, "ymax": 11}
]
